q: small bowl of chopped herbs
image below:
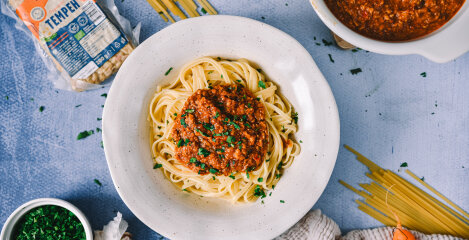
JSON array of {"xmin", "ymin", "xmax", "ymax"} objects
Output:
[{"xmin": 1, "ymin": 198, "xmax": 93, "ymax": 240}]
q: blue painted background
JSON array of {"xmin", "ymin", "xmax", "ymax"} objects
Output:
[{"xmin": 1, "ymin": 0, "xmax": 468, "ymax": 238}]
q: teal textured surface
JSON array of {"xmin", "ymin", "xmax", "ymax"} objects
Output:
[{"xmin": 0, "ymin": 0, "xmax": 468, "ymax": 238}]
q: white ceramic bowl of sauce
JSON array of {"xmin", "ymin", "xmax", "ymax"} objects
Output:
[{"xmin": 310, "ymin": 0, "xmax": 469, "ymax": 63}]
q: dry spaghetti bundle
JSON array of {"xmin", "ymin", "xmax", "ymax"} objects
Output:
[
  {"xmin": 341, "ymin": 145, "xmax": 469, "ymax": 238},
  {"xmin": 146, "ymin": 0, "xmax": 217, "ymax": 23}
]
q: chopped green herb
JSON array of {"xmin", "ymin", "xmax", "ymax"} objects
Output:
[
  {"xmin": 30, "ymin": 97, "xmax": 34, "ymax": 101},
  {"xmin": 258, "ymin": 177, "xmax": 263, "ymax": 182},
  {"xmin": 212, "ymin": 176, "xmax": 215, "ymax": 180},
  {"xmin": 246, "ymin": 172, "xmax": 250, "ymax": 179},
  {"xmin": 101, "ymin": 93, "xmax": 107, "ymax": 98},
  {"xmin": 300, "ymin": 140, "xmax": 303, "ymax": 143},
  {"xmin": 236, "ymin": 79, "xmax": 241, "ymax": 83},
  {"xmin": 185, "ymin": 109, "xmax": 195, "ymax": 113},
  {"xmin": 13, "ymin": 205, "xmax": 86, "ymax": 240},
  {"xmin": 77, "ymin": 130, "xmax": 94, "ymax": 140},
  {"xmin": 180, "ymin": 118, "xmax": 187, "ymax": 127},
  {"xmin": 247, "ymin": 103, "xmax": 252, "ymax": 108},
  {"xmin": 75, "ymin": 104, "xmax": 82, "ymax": 108},
  {"xmin": 203, "ymin": 123, "xmax": 214, "ymax": 130},
  {"xmin": 214, "ymin": 112, "xmax": 219, "ymax": 119},
  {"xmin": 420, "ymin": 72, "xmax": 427, "ymax": 77},
  {"xmin": 322, "ymin": 39, "xmax": 333, "ymax": 46},
  {"xmin": 244, "ymin": 122, "xmax": 251, "ymax": 128},
  {"xmin": 198, "ymin": 148, "xmax": 210, "ymax": 157},
  {"xmin": 258, "ymin": 80, "xmax": 266, "ymax": 89},
  {"xmin": 400, "ymin": 162, "xmax": 408, "ymax": 167},
  {"xmin": 100, "ymin": 141, "xmax": 104, "ymax": 148},
  {"xmin": 201, "ymin": 7, "xmax": 207, "ymax": 14},
  {"xmin": 217, "ymin": 57, "xmax": 221, "ymax": 61},
  {"xmin": 177, "ymin": 139, "xmax": 184, "ymax": 147},
  {"xmin": 153, "ymin": 163, "xmax": 163, "ymax": 169},
  {"xmin": 266, "ymin": 159, "xmax": 270, "ymax": 162},
  {"xmin": 97, "ymin": 118, "xmax": 102, "ymax": 121},
  {"xmin": 229, "ymin": 173, "xmax": 235, "ymax": 179},
  {"xmin": 39, "ymin": 106, "xmax": 45, "ymax": 112},
  {"xmin": 209, "ymin": 168, "xmax": 218, "ymax": 174},
  {"xmin": 201, "ymin": 163, "xmax": 206, "ymax": 170},
  {"xmin": 350, "ymin": 68, "xmax": 362, "ymax": 75},
  {"xmin": 328, "ymin": 54, "xmax": 335, "ymax": 63},
  {"xmin": 280, "ymin": 200, "xmax": 285, "ymax": 203},
  {"xmin": 254, "ymin": 185, "xmax": 266, "ymax": 198},
  {"xmin": 221, "ymin": 74, "xmax": 223, "ymax": 79},
  {"xmin": 96, "ymin": 128, "xmax": 101, "ymax": 132},
  {"xmin": 196, "ymin": 128, "xmax": 209, "ymax": 137},
  {"xmin": 165, "ymin": 67, "xmax": 173, "ymax": 76},
  {"xmin": 421, "ymin": 177, "xmax": 425, "ymax": 181},
  {"xmin": 227, "ymin": 136, "xmax": 235, "ymax": 144},
  {"xmin": 261, "ymin": 16, "xmax": 265, "ymax": 20},
  {"xmin": 190, "ymin": 157, "xmax": 197, "ymax": 163},
  {"xmin": 174, "ymin": 113, "xmax": 177, "ymax": 117},
  {"xmin": 183, "ymin": 188, "xmax": 189, "ymax": 192},
  {"xmin": 94, "ymin": 179, "xmax": 102, "ymax": 186},
  {"xmin": 276, "ymin": 173, "xmax": 282, "ymax": 179},
  {"xmin": 291, "ymin": 112, "xmax": 298, "ymax": 124}
]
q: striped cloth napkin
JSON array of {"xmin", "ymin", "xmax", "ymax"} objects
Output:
[{"xmin": 275, "ymin": 210, "xmax": 465, "ymax": 240}]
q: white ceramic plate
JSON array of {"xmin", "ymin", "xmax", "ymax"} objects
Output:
[{"xmin": 103, "ymin": 15, "xmax": 339, "ymax": 240}]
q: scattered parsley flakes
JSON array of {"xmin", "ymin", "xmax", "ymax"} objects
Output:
[
  {"xmin": 153, "ymin": 163, "xmax": 163, "ymax": 169},
  {"xmin": 258, "ymin": 177, "xmax": 263, "ymax": 182},
  {"xmin": 322, "ymin": 39, "xmax": 333, "ymax": 46},
  {"xmin": 258, "ymin": 80, "xmax": 266, "ymax": 89},
  {"xmin": 96, "ymin": 128, "xmax": 101, "ymax": 133},
  {"xmin": 97, "ymin": 118, "xmax": 102, "ymax": 121},
  {"xmin": 300, "ymin": 140, "xmax": 303, "ymax": 143},
  {"xmin": 94, "ymin": 179, "xmax": 102, "ymax": 186},
  {"xmin": 328, "ymin": 54, "xmax": 335, "ymax": 63},
  {"xmin": 5, "ymin": 96, "xmax": 9, "ymax": 100},
  {"xmin": 201, "ymin": 7, "xmax": 207, "ymax": 14},
  {"xmin": 190, "ymin": 157, "xmax": 197, "ymax": 163},
  {"xmin": 229, "ymin": 173, "xmax": 235, "ymax": 179},
  {"xmin": 350, "ymin": 68, "xmax": 362, "ymax": 75},
  {"xmin": 100, "ymin": 141, "xmax": 104, "ymax": 148},
  {"xmin": 165, "ymin": 67, "xmax": 173, "ymax": 76},
  {"xmin": 185, "ymin": 109, "xmax": 195, "ymax": 113},
  {"xmin": 39, "ymin": 106, "xmax": 45, "ymax": 112},
  {"xmin": 209, "ymin": 168, "xmax": 218, "ymax": 174},
  {"xmin": 101, "ymin": 93, "xmax": 107, "ymax": 98},
  {"xmin": 198, "ymin": 147, "xmax": 210, "ymax": 157},
  {"xmin": 180, "ymin": 118, "xmax": 187, "ymax": 127},
  {"xmin": 400, "ymin": 162, "xmax": 408, "ymax": 168},
  {"xmin": 254, "ymin": 185, "xmax": 266, "ymax": 198},
  {"xmin": 75, "ymin": 104, "xmax": 82, "ymax": 108},
  {"xmin": 77, "ymin": 130, "xmax": 94, "ymax": 140},
  {"xmin": 420, "ymin": 72, "xmax": 427, "ymax": 77},
  {"xmin": 280, "ymin": 200, "xmax": 285, "ymax": 203},
  {"xmin": 292, "ymin": 112, "xmax": 298, "ymax": 124},
  {"xmin": 421, "ymin": 176, "xmax": 425, "ymax": 181}
]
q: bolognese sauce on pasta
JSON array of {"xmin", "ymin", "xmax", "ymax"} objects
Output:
[{"xmin": 149, "ymin": 57, "xmax": 300, "ymax": 203}]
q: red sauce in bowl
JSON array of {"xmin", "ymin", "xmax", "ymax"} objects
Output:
[
  {"xmin": 325, "ymin": 0, "xmax": 466, "ymax": 41},
  {"xmin": 171, "ymin": 84, "xmax": 268, "ymax": 176}
]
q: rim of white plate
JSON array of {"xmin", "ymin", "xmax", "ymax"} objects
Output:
[{"xmin": 103, "ymin": 15, "xmax": 340, "ymax": 240}]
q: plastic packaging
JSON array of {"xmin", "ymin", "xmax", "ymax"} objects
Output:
[{"xmin": 1, "ymin": 0, "xmax": 140, "ymax": 91}]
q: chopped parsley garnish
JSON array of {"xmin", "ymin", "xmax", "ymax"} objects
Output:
[
  {"xmin": 75, "ymin": 104, "xmax": 82, "ymax": 108},
  {"xmin": 221, "ymin": 74, "xmax": 223, "ymax": 79},
  {"xmin": 165, "ymin": 67, "xmax": 173, "ymax": 76},
  {"xmin": 420, "ymin": 72, "xmax": 427, "ymax": 77},
  {"xmin": 177, "ymin": 139, "xmax": 184, "ymax": 147},
  {"xmin": 229, "ymin": 173, "xmax": 235, "ymax": 179},
  {"xmin": 201, "ymin": 7, "xmax": 207, "ymax": 14},
  {"xmin": 246, "ymin": 172, "xmax": 250, "ymax": 179},
  {"xmin": 277, "ymin": 162, "xmax": 283, "ymax": 170},
  {"xmin": 39, "ymin": 106, "xmax": 45, "ymax": 112},
  {"xmin": 153, "ymin": 163, "xmax": 163, "ymax": 169},
  {"xmin": 328, "ymin": 54, "xmax": 335, "ymax": 63},
  {"xmin": 200, "ymin": 163, "xmax": 206, "ymax": 169},
  {"xmin": 280, "ymin": 200, "xmax": 285, "ymax": 203},
  {"xmin": 400, "ymin": 162, "xmax": 408, "ymax": 167},
  {"xmin": 300, "ymin": 140, "xmax": 303, "ymax": 143},
  {"xmin": 292, "ymin": 112, "xmax": 298, "ymax": 124},
  {"xmin": 198, "ymin": 148, "xmax": 210, "ymax": 157},
  {"xmin": 174, "ymin": 113, "xmax": 177, "ymax": 117},
  {"xmin": 266, "ymin": 159, "xmax": 270, "ymax": 162},
  {"xmin": 254, "ymin": 185, "xmax": 266, "ymax": 198},
  {"xmin": 209, "ymin": 168, "xmax": 218, "ymax": 174},
  {"xmin": 100, "ymin": 141, "xmax": 104, "ymax": 148},
  {"xmin": 350, "ymin": 68, "xmax": 362, "ymax": 75},
  {"xmin": 94, "ymin": 179, "xmax": 102, "ymax": 186},
  {"xmin": 97, "ymin": 118, "xmax": 102, "ymax": 121},
  {"xmin": 227, "ymin": 136, "xmax": 235, "ymax": 144},
  {"xmin": 190, "ymin": 157, "xmax": 197, "ymax": 163},
  {"xmin": 258, "ymin": 177, "xmax": 263, "ymax": 182},
  {"xmin": 196, "ymin": 128, "xmax": 209, "ymax": 137},
  {"xmin": 217, "ymin": 57, "xmax": 221, "ymax": 61},
  {"xmin": 203, "ymin": 123, "xmax": 214, "ymax": 130},
  {"xmin": 101, "ymin": 93, "xmax": 107, "ymax": 98},
  {"xmin": 322, "ymin": 39, "xmax": 333, "ymax": 46},
  {"xmin": 185, "ymin": 109, "xmax": 195, "ymax": 113},
  {"xmin": 212, "ymin": 176, "xmax": 215, "ymax": 180},
  {"xmin": 96, "ymin": 128, "xmax": 101, "ymax": 132},
  {"xmin": 244, "ymin": 122, "xmax": 251, "ymax": 128},
  {"xmin": 237, "ymin": 79, "xmax": 241, "ymax": 82},
  {"xmin": 180, "ymin": 118, "xmax": 187, "ymax": 127},
  {"xmin": 247, "ymin": 103, "xmax": 252, "ymax": 108},
  {"xmin": 214, "ymin": 112, "xmax": 219, "ymax": 119},
  {"xmin": 276, "ymin": 173, "xmax": 282, "ymax": 179},
  {"xmin": 77, "ymin": 130, "xmax": 94, "ymax": 140},
  {"xmin": 258, "ymin": 80, "xmax": 266, "ymax": 89},
  {"xmin": 13, "ymin": 205, "xmax": 86, "ymax": 240}
]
